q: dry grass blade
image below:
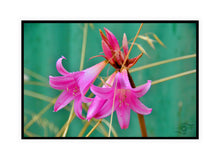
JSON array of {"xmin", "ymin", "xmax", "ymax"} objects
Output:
[
  {"xmin": 135, "ymin": 43, "xmax": 150, "ymax": 57},
  {"xmin": 102, "ymin": 119, "xmax": 118, "ymax": 137},
  {"xmin": 108, "ymin": 75, "xmax": 118, "ymax": 137},
  {"xmin": 78, "ymin": 103, "xmax": 109, "ymax": 137},
  {"xmin": 121, "ymin": 23, "xmax": 144, "ymax": 70},
  {"xmin": 79, "ymin": 23, "xmax": 88, "ymax": 71},
  {"xmin": 78, "ymin": 121, "xmax": 92, "ymax": 137},
  {"xmin": 24, "ymin": 98, "xmax": 57, "ymax": 132},
  {"xmin": 24, "ymin": 81, "xmax": 50, "ymax": 87},
  {"xmin": 62, "ymin": 103, "xmax": 75, "ymax": 137},
  {"xmin": 130, "ymin": 54, "xmax": 196, "ymax": 73},
  {"xmin": 89, "ymin": 23, "xmax": 94, "ymax": 29},
  {"xmin": 24, "ymin": 68, "xmax": 48, "ymax": 82},
  {"xmin": 138, "ymin": 35, "xmax": 155, "ymax": 49},
  {"xmin": 56, "ymin": 114, "xmax": 76, "ymax": 137},
  {"xmin": 151, "ymin": 69, "xmax": 196, "ymax": 86},
  {"xmin": 86, "ymin": 119, "xmax": 102, "ymax": 137},
  {"xmin": 152, "ymin": 33, "xmax": 166, "ymax": 47},
  {"xmin": 24, "ymin": 90, "xmax": 53, "ymax": 102},
  {"xmin": 94, "ymin": 121, "xmax": 108, "ymax": 137}
]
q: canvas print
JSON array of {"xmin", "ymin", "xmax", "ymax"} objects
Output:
[{"xmin": 22, "ymin": 21, "xmax": 198, "ymax": 138}]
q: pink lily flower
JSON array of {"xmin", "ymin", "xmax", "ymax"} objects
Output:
[
  {"xmin": 100, "ymin": 28, "xmax": 143, "ymax": 69},
  {"xmin": 49, "ymin": 56, "xmax": 107, "ymax": 119},
  {"xmin": 86, "ymin": 71, "xmax": 117, "ymax": 121},
  {"xmin": 90, "ymin": 69, "xmax": 152, "ymax": 129}
]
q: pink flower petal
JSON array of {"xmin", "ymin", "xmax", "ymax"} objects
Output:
[
  {"xmin": 54, "ymin": 90, "xmax": 75, "ymax": 112},
  {"xmin": 102, "ymin": 40, "xmax": 112, "ymax": 59},
  {"xmin": 94, "ymin": 99, "xmax": 116, "ymax": 119},
  {"xmin": 87, "ymin": 72, "xmax": 117, "ymax": 120},
  {"xmin": 81, "ymin": 96, "xmax": 93, "ymax": 103},
  {"xmin": 127, "ymin": 53, "xmax": 143, "ymax": 68},
  {"xmin": 87, "ymin": 97, "xmax": 106, "ymax": 120},
  {"xmin": 90, "ymin": 85, "xmax": 113, "ymax": 99},
  {"xmin": 129, "ymin": 97, "xmax": 152, "ymax": 115},
  {"xmin": 121, "ymin": 69, "xmax": 132, "ymax": 88},
  {"xmin": 56, "ymin": 56, "xmax": 70, "ymax": 75},
  {"xmin": 131, "ymin": 80, "xmax": 151, "ymax": 98},
  {"xmin": 99, "ymin": 29, "xmax": 109, "ymax": 45},
  {"xmin": 112, "ymin": 70, "xmax": 130, "ymax": 89},
  {"xmin": 101, "ymin": 40, "xmax": 115, "ymax": 65},
  {"xmin": 122, "ymin": 33, "xmax": 128, "ymax": 55},
  {"xmin": 49, "ymin": 73, "xmax": 82, "ymax": 90},
  {"xmin": 114, "ymin": 50, "xmax": 123, "ymax": 66},
  {"xmin": 104, "ymin": 28, "xmax": 120, "ymax": 51},
  {"xmin": 74, "ymin": 98, "xmax": 85, "ymax": 120},
  {"xmin": 79, "ymin": 61, "xmax": 107, "ymax": 95},
  {"xmin": 116, "ymin": 104, "xmax": 131, "ymax": 129},
  {"xmin": 104, "ymin": 71, "xmax": 117, "ymax": 88}
]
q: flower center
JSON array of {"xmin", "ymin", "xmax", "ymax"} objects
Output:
[
  {"xmin": 69, "ymin": 86, "xmax": 80, "ymax": 97},
  {"xmin": 117, "ymin": 89, "xmax": 130, "ymax": 108}
]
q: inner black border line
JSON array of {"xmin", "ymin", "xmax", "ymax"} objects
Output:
[{"xmin": 22, "ymin": 20, "xmax": 199, "ymax": 139}]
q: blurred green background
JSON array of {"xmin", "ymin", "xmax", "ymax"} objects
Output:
[{"xmin": 23, "ymin": 22, "xmax": 197, "ymax": 137}]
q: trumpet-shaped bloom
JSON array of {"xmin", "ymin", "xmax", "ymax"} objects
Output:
[
  {"xmin": 49, "ymin": 56, "xmax": 106, "ymax": 119},
  {"xmin": 86, "ymin": 72, "xmax": 117, "ymax": 121},
  {"xmin": 90, "ymin": 69, "xmax": 152, "ymax": 129},
  {"xmin": 100, "ymin": 28, "xmax": 143, "ymax": 69}
]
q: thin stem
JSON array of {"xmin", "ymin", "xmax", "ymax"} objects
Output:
[
  {"xmin": 102, "ymin": 119, "xmax": 118, "ymax": 137},
  {"xmin": 96, "ymin": 123, "xmax": 109, "ymax": 137},
  {"xmin": 77, "ymin": 103, "xmax": 109, "ymax": 137},
  {"xmin": 86, "ymin": 119, "xmax": 102, "ymax": 137},
  {"xmin": 78, "ymin": 121, "xmax": 92, "ymax": 137},
  {"xmin": 121, "ymin": 23, "xmax": 144, "ymax": 70},
  {"xmin": 81, "ymin": 118, "xmax": 117, "ymax": 137},
  {"xmin": 127, "ymin": 71, "xmax": 148, "ymax": 137},
  {"xmin": 130, "ymin": 54, "xmax": 196, "ymax": 73},
  {"xmin": 137, "ymin": 114, "xmax": 147, "ymax": 137},
  {"xmin": 56, "ymin": 113, "xmax": 76, "ymax": 137},
  {"xmin": 151, "ymin": 69, "xmax": 196, "ymax": 86},
  {"xmin": 24, "ymin": 68, "xmax": 48, "ymax": 82},
  {"xmin": 62, "ymin": 103, "xmax": 75, "ymax": 137},
  {"xmin": 24, "ymin": 81, "xmax": 50, "ymax": 87},
  {"xmin": 24, "ymin": 90, "xmax": 54, "ymax": 102},
  {"xmin": 108, "ymin": 75, "xmax": 118, "ymax": 137},
  {"xmin": 79, "ymin": 23, "xmax": 88, "ymax": 71}
]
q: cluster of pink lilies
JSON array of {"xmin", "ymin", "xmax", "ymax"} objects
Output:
[{"xmin": 49, "ymin": 28, "xmax": 152, "ymax": 129}]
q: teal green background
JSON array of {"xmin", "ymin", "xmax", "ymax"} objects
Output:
[{"xmin": 23, "ymin": 22, "xmax": 197, "ymax": 137}]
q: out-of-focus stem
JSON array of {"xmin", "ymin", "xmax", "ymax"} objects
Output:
[{"xmin": 79, "ymin": 23, "xmax": 88, "ymax": 71}]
